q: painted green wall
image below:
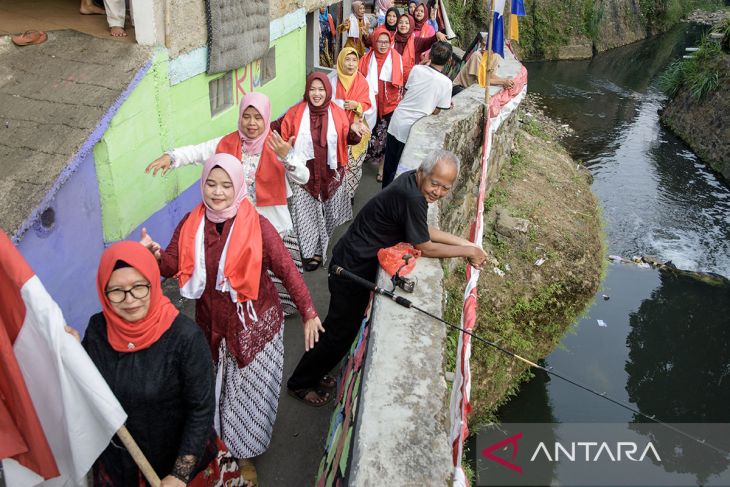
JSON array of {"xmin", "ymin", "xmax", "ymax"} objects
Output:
[{"xmin": 94, "ymin": 27, "xmax": 307, "ymax": 242}]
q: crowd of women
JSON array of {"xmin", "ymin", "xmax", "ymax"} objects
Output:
[{"xmin": 75, "ymin": 2, "xmax": 458, "ymax": 485}]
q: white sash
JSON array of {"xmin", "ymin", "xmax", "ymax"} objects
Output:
[
  {"xmin": 366, "ymin": 50, "xmax": 395, "ymax": 96},
  {"xmin": 348, "ymin": 13, "xmax": 360, "ymax": 37},
  {"xmin": 293, "ymin": 105, "xmax": 339, "ymax": 170},
  {"xmin": 330, "ymin": 71, "xmax": 376, "ymax": 130},
  {"xmin": 328, "ymin": 72, "xmax": 344, "ymax": 109}
]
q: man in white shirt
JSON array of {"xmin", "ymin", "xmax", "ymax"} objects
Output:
[{"xmin": 382, "ymin": 41, "xmax": 453, "ymax": 188}]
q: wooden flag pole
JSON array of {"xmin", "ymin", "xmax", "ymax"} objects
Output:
[
  {"xmin": 484, "ymin": 0, "xmax": 496, "ymax": 108},
  {"xmin": 116, "ymin": 425, "xmax": 161, "ymax": 487}
]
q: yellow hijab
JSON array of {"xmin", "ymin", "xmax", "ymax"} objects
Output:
[{"xmin": 336, "ymin": 47, "xmax": 359, "ymax": 93}]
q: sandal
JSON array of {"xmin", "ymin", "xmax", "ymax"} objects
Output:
[
  {"xmin": 287, "ymin": 387, "xmax": 333, "ymax": 407},
  {"xmin": 11, "ymin": 31, "xmax": 48, "ymax": 47},
  {"xmin": 319, "ymin": 375, "xmax": 337, "ymax": 390},
  {"xmin": 303, "ymin": 256, "xmax": 322, "ymax": 272}
]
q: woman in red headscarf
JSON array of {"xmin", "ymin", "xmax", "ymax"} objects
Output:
[
  {"xmin": 141, "ymin": 153, "xmax": 322, "ymax": 482},
  {"xmin": 359, "ymin": 27, "xmax": 404, "ymax": 182},
  {"xmin": 393, "ymin": 13, "xmax": 446, "ymax": 82},
  {"xmin": 274, "ymin": 72, "xmax": 367, "ymax": 271},
  {"xmin": 328, "ymin": 46, "xmax": 373, "ymax": 201},
  {"xmin": 144, "ymin": 93, "xmax": 310, "ymax": 315},
  {"xmin": 82, "ymin": 241, "xmax": 249, "ymax": 486}
]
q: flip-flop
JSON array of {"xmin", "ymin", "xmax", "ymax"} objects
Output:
[
  {"xmin": 11, "ymin": 31, "xmax": 48, "ymax": 46},
  {"xmin": 319, "ymin": 375, "xmax": 337, "ymax": 390},
  {"xmin": 303, "ymin": 257, "xmax": 322, "ymax": 272},
  {"xmin": 287, "ymin": 387, "xmax": 333, "ymax": 407}
]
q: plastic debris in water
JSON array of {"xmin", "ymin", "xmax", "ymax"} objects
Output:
[
  {"xmin": 608, "ymin": 255, "xmax": 623, "ymax": 262},
  {"xmin": 535, "ymin": 258, "xmax": 546, "ymax": 266},
  {"xmin": 493, "ymin": 267, "xmax": 505, "ymax": 277},
  {"xmin": 597, "ymin": 319, "xmax": 607, "ymax": 327},
  {"xmin": 602, "ymin": 294, "xmax": 610, "ymax": 300},
  {"xmin": 636, "ymin": 262, "xmax": 651, "ymax": 269}
]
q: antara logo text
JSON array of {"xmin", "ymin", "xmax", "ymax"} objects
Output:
[{"xmin": 482, "ymin": 433, "xmax": 662, "ymax": 474}]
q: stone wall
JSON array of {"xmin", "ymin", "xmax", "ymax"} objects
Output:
[
  {"xmin": 347, "ymin": 51, "xmax": 525, "ymax": 484},
  {"xmin": 661, "ymin": 54, "xmax": 730, "ymax": 182},
  {"xmin": 166, "ymin": 0, "xmax": 341, "ymax": 59}
]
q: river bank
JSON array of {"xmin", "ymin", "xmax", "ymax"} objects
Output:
[
  {"xmin": 659, "ymin": 17, "xmax": 730, "ymax": 182},
  {"xmin": 445, "ymin": 0, "xmax": 726, "ymax": 61},
  {"xmin": 443, "ymin": 94, "xmax": 605, "ymax": 423}
]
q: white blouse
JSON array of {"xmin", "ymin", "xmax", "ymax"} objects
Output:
[{"xmin": 168, "ymin": 135, "xmax": 309, "ymax": 235}]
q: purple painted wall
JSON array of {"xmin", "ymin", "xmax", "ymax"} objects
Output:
[
  {"xmin": 17, "ymin": 158, "xmax": 202, "ymax": 335},
  {"xmin": 17, "ymin": 150, "xmax": 105, "ymax": 331},
  {"xmin": 124, "ymin": 183, "xmax": 202, "ymax": 258}
]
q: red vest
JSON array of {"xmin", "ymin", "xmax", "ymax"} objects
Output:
[
  {"xmin": 279, "ymin": 101, "xmax": 351, "ymax": 167},
  {"xmin": 216, "ymin": 132, "xmax": 287, "ymax": 207},
  {"xmin": 401, "ymin": 37, "xmax": 416, "ymax": 84}
]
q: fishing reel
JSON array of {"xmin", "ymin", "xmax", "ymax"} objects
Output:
[{"xmin": 391, "ymin": 253, "xmax": 416, "ymax": 293}]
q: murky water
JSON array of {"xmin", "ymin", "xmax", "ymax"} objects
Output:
[
  {"xmin": 483, "ymin": 24, "xmax": 730, "ymax": 485},
  {"xmin": 526, "ymin": 24, "xmax": 730, "ymax": 276}
]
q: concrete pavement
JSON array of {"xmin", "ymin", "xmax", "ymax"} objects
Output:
[{"xmin": 0, "ymin": 30, "xmax": 150, "ymax": 237}]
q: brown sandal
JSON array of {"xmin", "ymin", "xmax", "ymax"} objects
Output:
[
  {"xmin": 11, "ymin": 31, "xmax": 48, "ymax": 46},
  {"xmin": 287, "ymin": 387, "xmax": 333, "ymax": 407}
]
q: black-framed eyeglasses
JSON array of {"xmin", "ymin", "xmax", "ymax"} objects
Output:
[{"xmin": 105, "ymin": 284, "xmax": 150, "ymax": 303}]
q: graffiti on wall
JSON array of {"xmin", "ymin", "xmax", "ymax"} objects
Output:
[
  {"xmin": 316, "ymin": 311, "xmax": 371, "ymax": 486},
  {"xmin": 235, "ymin": 59, "xmax": 262, "ymax": 104}
]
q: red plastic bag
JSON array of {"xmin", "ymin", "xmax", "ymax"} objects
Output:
[{"xmin": 377, "ymin": 243, "xmax": 422, "ymax": 277}]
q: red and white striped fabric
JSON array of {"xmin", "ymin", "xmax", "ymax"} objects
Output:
[
  {"xmin": 0, "ymin": 231, "xmax": 127, "ymax": 486},
  {"xmin": 448, "ymin": 55, "xmax": 528, "ymax": 486}
]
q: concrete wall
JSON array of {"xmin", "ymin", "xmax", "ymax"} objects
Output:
[
  {"xmin": 166, "ymin": 0, "xmax": 341, "ymax": 59},
  {"xmin": 15, "ymin": 25, "xmax": 309, "ymax": 334},
  {"xmin": 96, "ymin": 27, "xmax": 307, "ymax": 243},
  {"xmin": 340, "ymin": 52, "xmax": 528, "ymax": 484}
]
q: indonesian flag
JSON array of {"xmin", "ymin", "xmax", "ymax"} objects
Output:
[{"xmin": 0, "ymin": 231, "xmax": 127, "ymax": 486}]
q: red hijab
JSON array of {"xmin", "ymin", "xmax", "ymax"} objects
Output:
[
  {"xmin": 97, "ymin": 241, "xmax": 179, "ymax": 353},
  {"xmin": 371, "ymin": 27, "xmax": 393, "ymax": 66},
  {"xmin": 413, "ymin": 3, "xmax": 428, "ymax": 32},
  {"xmin": 394, "ymin": 14, "xmax": 414, "ymax": 52},
  {"xmin": 304, "ymin": 72, "xmax": 333, "ymax": 148}
]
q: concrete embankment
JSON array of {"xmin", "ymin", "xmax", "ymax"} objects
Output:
[
  {"xmin": 443, "ymin": 95, "xmax": 604, "ymax": 423},
  {"xmin": 339, "ymin": 51, "xmax": 603, "ymax": 482}
]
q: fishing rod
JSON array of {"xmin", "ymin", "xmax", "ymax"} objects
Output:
[{"xmin": 330, "ymin": 264, "xmax": 730, "ymax": 458}]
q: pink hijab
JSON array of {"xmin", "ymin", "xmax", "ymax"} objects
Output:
[
  {"xmin": 200, "ymin": 153, "xmax": 248, "ymax": 223},
  {"xmin": 237, "ymin": 92, "xmax": 271, "ymax": 156}
]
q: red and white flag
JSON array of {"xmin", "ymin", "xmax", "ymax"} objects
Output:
[{"xmin": 0, "ymin": 231, "xmax": 127, "ymax": 486}]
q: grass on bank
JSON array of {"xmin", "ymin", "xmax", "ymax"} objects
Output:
[
  {"xmin": 442, "ymin": 114, "xmax": 605, "ymax": 424},
  {"xmin": 444, "ymin": 0, "xmax": 724, "ymax": 60},
  {"xmin": 659, "ymin": 29, "xmax": 728, "ymax": 100}
]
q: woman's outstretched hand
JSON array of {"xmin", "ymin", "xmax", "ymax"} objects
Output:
[
  {"xmin": 268, "ymin": 130, "xmax": 296, "ymax": 160},
  {"xmin": 140, "ymin": 228, "xmax": 161, "ymax": 261},
  {"xmin": 350, "ymin": 121, "xmax": 369, "ymax": 137},
  {"xmin": 145, "ymin": 154, "xmax": 172, "ymax": 176},
  {"xmin": 303, "ymin": 316, "xmax": 325, "ymax": 352}
]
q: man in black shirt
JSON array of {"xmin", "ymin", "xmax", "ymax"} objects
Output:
[{"xmin": 287, "ymin": 149, "xmax": 488, "ymax": 406}]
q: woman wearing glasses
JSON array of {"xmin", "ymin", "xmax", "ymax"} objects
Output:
[{"xmin": 82, "ymin": 241, "xmax": 248, "ymax": 486}]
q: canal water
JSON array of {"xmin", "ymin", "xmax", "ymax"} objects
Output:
[{"xmin": 476, "ymin": 23, "xmax": 730, "ymax": 485}]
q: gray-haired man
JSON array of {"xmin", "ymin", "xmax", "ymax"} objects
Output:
[{"xmin": 286, "ymin": 149, "xmax": 488, "ymax": 406}]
